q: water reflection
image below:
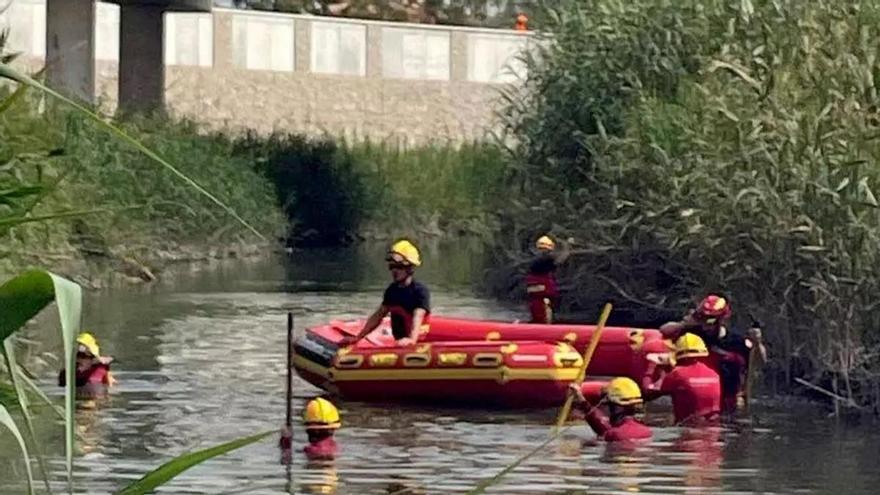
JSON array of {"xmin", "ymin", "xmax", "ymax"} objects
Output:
[{"xmin": 1, "ymin": 242, "xmax": 879, "ymax": 494}]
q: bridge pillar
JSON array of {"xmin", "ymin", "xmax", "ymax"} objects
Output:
[
  {"xmin": 46, "ymin": 0, "xmax": 95, "ymax": 103},
  {"xmin": 118, "ymin": 4, "xmax": 165, "ymax": 113},
  {"xmin": 113, "ymin": 1, "xmax": 212, "ymax": 114}
]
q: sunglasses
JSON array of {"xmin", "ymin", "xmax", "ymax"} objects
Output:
[
  {"xmin": 76, "ymin": 352, "xmax": 93, "ymax": 359},
  {"xmin": 387, "ymin": 262, "xmax": 409, "ymax": 270}
]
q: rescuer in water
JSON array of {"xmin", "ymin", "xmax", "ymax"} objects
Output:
[
  {"xmin": 569, "ymin": 377, "xmax": 652, "ymax": 442},
  {"xmin": 642, "ymin": 333, "xmax": 722, "ymax": 425},
  {"xmin": 58, "ymin": 332, "xmax": 116, "ymax": 389},
  {"xmin": 300, "ymin": 397, "xmax": 341, "ymax": 460}
]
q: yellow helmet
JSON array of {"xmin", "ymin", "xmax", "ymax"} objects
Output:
[
  {"xmin": 303, "ymin": 397, "xmax": 341, "ymax": 430},
  {"xmin": 535, "ymin": 235, "xmax": 555, "ymax": 251},
  {"xmin": 604, "ymin": 377, "xmax": 642, "ymax": 406},
  {"xmin": 388, "ymin": 239, "xmax": 421, "ymax": 267},
  {"xmin": 675, "ymin": 333, "xmax": 709, "ymax": 360},
  {"xmin": 76, "ymin": 332, "xmax": 100, "ymax": 358}
]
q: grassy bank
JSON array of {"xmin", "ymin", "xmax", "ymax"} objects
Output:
[
  {"xmin": 0, "ymin": 89, "xmax": 286, "ymax": 282},
  {"xmin": 231, "ymin": 134, "xmax": 506, "ymax": 246},
  {"xmin": 1, "ymin": 90, "xmax": 506, "ymax": 281},
  {"xmin": 492, "ymin": 0, "xmax": 880, "ymax": 409}
]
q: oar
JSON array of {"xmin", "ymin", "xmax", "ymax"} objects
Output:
[{"xmin": 554, "ymin": 302, "xmax": 612, "ymax": 431}]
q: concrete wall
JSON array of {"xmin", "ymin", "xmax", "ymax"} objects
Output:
[{"xmin": 2, "ymin": 1, "xmax": 534, "ymax": 144}]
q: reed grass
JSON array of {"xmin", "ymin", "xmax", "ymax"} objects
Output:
[{"xmin": 496, "ymin": 0, "xmax": 880, "ymax": 408}]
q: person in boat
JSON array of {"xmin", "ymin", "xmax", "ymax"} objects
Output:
[
  {"xmin": 569, "ymin": 377, "xmax": 652, "ymax": 442},
  {"xmin": 526, "ymin": 234, "xmax": 572, "ymax": 324},
  {"xmin": 642, "ymin": 334, "xmax": 721, "ymax": 425},
  {"xmin": 340, "ymin": 239, "xmax": 430, "ymax": 347},
  {"xmin": 659, "ymin": 294, "xmax": 767, "ymax": 413},
  {"xmin": 303, "ymin": 397, "xmax": 341, "ymax": 461},
  {"xmin": 58, "ymin": 332, "xmax": 116, "ymax": 389}
]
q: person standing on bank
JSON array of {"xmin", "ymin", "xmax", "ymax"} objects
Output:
[
  {"xmin": 340, "ymin": 240, "xmax": 430, "ymax": 347},
  {"xmin": 526, "ymin": 234, "xmax": 572, "ymax": 323}
]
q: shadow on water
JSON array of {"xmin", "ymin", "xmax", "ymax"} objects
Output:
[{"xmin": 2, "ymin": 240, "xmax": 879, "ymax": 494}]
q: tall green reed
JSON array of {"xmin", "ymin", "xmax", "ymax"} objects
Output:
[{"xmin": 496, "ymin": 0, "xmax": 880, "ymax": 407}]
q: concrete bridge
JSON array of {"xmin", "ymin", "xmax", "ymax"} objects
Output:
[{"xmin": 2, "ymin": 0, "xmax": 534, "ymax": 143}]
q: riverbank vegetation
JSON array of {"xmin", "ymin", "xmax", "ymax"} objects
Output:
[
  {"xmin": 232, "ymin": 133, "xmax": 506, "ymax": 246},
  {"xmin": 491, "ymin": 0, "xmax": 880, "ymax": 409},
  {"xmin": 0, "ymin": 88, "xmax": 285, "ymax": 280},
  {"xmin": 2, "ymin": 83, "xmax": 503, "ymax": 281}
]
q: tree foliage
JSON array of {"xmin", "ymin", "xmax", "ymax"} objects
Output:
[{"xmin": 497, "ymin": 0, "xmax": 880, "ymax": 407}]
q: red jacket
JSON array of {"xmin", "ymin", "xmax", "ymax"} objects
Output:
[
  {"xmin": 644, "ymin": 359, "xmax": 721, "ymax": 425},
  {"xmin": 304, "ymin": 436, "xmax": 338, "ymax": 460},
  {"xmin": 58, "ymin": 363, "xmax": 112, "ymax": 387},
  {"xmin": 584, "ymin": 407, "xmax": 652, "ymax": 442}
]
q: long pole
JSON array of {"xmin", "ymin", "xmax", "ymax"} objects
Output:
[
  {"xmin": 554, "ymin": 303, "xmax": 612, "ymax": 431},
  {"xmin": 280, "ymin": 312, "xmax": 294, "ymax": 462},
  {"xmin": 286, "ymin": 312, "xmax": 293, "ymax": 429}
]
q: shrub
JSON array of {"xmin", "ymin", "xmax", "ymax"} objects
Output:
[{"xmin": 497, "ymin": 0, "xmax": 880, "ymax": 406}]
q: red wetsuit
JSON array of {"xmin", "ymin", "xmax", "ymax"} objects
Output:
[
  {"xmin": 583, "ymin": 407, "xmax": 652, "ymax": 442},
  {"xmin": 661, "ymin": 326, "xmax": 753, "ymax": 413},
  {"xmin": 526, "ymin": 253, "xmax": 560, "ymax": 323},
  {"xmin": 304, "ymin": 436, "xmax": 338, "ymax": 460},
  {"xmin": 644, "ymin": 359, "xmax": 721, "ymax": 425},
  {"xmin": 58, "ymin": 363, "xmax": 112, "ymax": 387}
]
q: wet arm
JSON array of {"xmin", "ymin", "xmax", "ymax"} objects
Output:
[
  {"xmin": 584, "ymin": 406, "xmax": 612, "ymax": 438},
  {"xmin": 353, "ymin": 305, "xmax": 389, "ymax": 340},
  {"xmin": 554, "ymin": 239, "xmax": 573, "ymax": 265},
  {"xmin": 410, "ymin": 308, "xmax": 427, "ymax": 343},
  {"xmin": 640, "ymin": 362, "xmax": 667, "ymax": 401}
]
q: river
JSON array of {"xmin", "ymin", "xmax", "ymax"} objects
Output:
[{"xmin": 2, "ymin": 241, "xmax": 879, "ymax": 494}]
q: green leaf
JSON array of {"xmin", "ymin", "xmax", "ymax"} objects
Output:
[
  {"xmin": 3, "ymin": 341, "xmax": 53, "ymax": 493},
  {"xmin": 0, "ymin": 270, "xmax": 81, "ymax": 493},
  {"xmin": 116, "ymin": 431, "xmax": 273, "ymax": 495},
  {"xmin": 0, "ymin": 404, "xmax": 35, "ymax": 495}
]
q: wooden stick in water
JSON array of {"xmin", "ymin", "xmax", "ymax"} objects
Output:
[
  {"xmin": 286, "ymin": 312, "xmax": 293, "ymax": 429},
  {"xmin": 554, "ymin": 303, "xmax": 613, "ymax": 431},
  {"xmin": 280, "ymin": 312, "xmax": 294, "ymax": 461}
]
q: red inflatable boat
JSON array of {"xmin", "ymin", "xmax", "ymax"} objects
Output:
[{"xmin": 292, "ymin": 316, "xmax": 671, "ymax": 407}]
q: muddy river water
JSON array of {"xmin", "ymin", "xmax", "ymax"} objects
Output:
[{"xmin": 2, "ymin": 242, "xmax": 879, "ymax": 494}]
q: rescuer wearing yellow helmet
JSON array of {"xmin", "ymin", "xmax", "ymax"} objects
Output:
[
  {"xmin": 641, "ymin": 333, "xmax": 721, "ymax": 425},
  {"xmin": 569, "ymin": 377, "xmax": 652, "ymax": 442},
  {"xmin": 58, "ymin": 332, "xmax": 116, "ymax": 389},
  {"xmin": 525, "ymin": 234, "xmax": 573, "ymax": 323},
  {"xmin": 302, "ymin": 397, "xmax": 341, "ymax": 460},
  {"xmin": 340, "ymin": 239, "xmax": 430, "ymax": 347}
]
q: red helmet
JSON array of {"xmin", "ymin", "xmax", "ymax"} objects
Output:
[{"xmin": 694, "ymin": 294, "xmax": 731, "ymax": 324}]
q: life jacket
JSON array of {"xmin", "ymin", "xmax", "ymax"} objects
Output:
[
  {"xmin": 304, "ymin": 436, "xmax": 339, "ymax": 460},
  {"xmin": 59, "ymin": 362, "xmax": 112, "ymax": 387},
  {"xmin": 585, "ymin": 408, "xmax": 652, "ymax": 442},
  {"xmin": 525, "ymin": 272, "xmax": 559, "ymax": 300},
  {"xmin": 663, "ymin": 360, "xmax": 722, "ymax": 425}
]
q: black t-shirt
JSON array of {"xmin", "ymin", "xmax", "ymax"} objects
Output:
[
  {"xmin": 382, "ymin": 280, "xmax": 431, "ymax": 339},
  {"xmin": 529, "ymin": 253, "xmax": 557, "ymax": 275},
  {"xmin": 698, "ymin": 327, "xmax": 751, "ymax": 358}
]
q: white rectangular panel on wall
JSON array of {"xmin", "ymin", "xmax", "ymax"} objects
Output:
[
  {"xmin": 0, "ymin": 0, "xmax": 47, "ymax": 59},
  {"xmin": 164, "ymin": 13, "xmax": 212, "ymax": 67},
  {"xmin": 232, "ymin": 14, "xmax": 294, "ymax": 72},
  {"xmin": 94, "ymin": 1, "xmax": 119, "ymax": 62},
  {"xmin": 382, "ymin": 27, "xmax": 449, "ymax": 80},
  {"xmin": 310, "ymin": 21, "xmax": 366, "ymax": 76},
  {"xmin": 467, "ymin": 33, "xmax": 528, "ymax": 83}
]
